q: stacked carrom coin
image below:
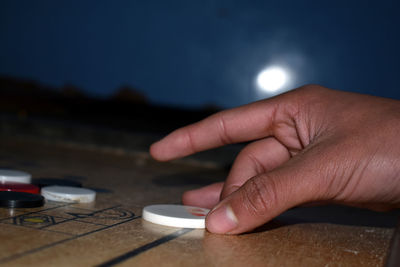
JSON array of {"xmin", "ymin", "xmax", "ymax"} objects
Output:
[
  {"xmin": 0, "ymin": 169, "xmax": 96, "ymax": 207},
  {"xmin": 0, "ymin": 169, "xmax": 32, "ymax": 184},
  {"xmin": 0, "ymin": 169, "xmax": 97, "ymax": 205},
  {"xmin": 0, "ymin": 182, "xmax": 40, "ymax": 194},
  {"xmin": 0, "ymin": 169, "xmax": 44, "ymax": 208},
  {"xmin": 0, "ymin": 191, "xmax": 44, "ymax": 208}
]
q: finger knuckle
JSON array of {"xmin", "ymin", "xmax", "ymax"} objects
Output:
[
  {"xmin": 184, "ymin": 127, "xmax": 198, "ymax": 154},
  {"xmin": 242, "ymin": 176, "xmax": 278, "ymax": 218},
  {"xmin": 238, "ymin": 146, "xmax": 266, "ymax": 174},
  {"xmin": 217, "ymin": 114, "xmax": 234, "ymax": 145}
]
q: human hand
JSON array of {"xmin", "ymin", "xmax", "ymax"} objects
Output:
[{"xmin": 150, "ymin": 85, "xmax": 400, "ymax": 234}]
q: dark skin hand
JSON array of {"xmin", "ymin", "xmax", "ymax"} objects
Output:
[{"xmin": 150, "ymin": 85, "xmax": 400, "ymax": 234}]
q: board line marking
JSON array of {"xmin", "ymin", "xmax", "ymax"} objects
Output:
[
  {"xmin": 0, "ymin": 205, "xmax": 125, "ymax": 231},
  {"xmin": 0, "ymin": 203, "xmax": 72, "ymax": 223},
  {"xmin": 38, "ymin": 205, "xmax": 123, "ymax": 229},
  {"xmin": 97, "ymin": 228, "xmax": 193, "ymax": 267},
  {"xmin": 0, "ymin": 212, "xmax": 140, "ymax": 264},
  {"xmin": 39, "ymin": 218, "xmax": 109, "ymax": 229},
  {"xmin": 38, "ymin": 228, "xmax": 77, "ymax": 237}
]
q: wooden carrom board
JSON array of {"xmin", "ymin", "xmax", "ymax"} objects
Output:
[{"xmin": 0, "ymin": 132, "xmax": 398, "ymax": 267}]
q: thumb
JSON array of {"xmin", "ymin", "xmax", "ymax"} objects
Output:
[{"xmin": 205, "ymin": 157, "xmax": 326, "ymax": 234}]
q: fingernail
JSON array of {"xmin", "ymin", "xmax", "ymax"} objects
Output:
[{"xmin": 206, "ymin": 204, "xmax": 238, "ymax": 234}]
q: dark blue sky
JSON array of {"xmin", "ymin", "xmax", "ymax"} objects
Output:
[{"xmin": 1, "ymin": 0, "xmax": 399, "ymax": 108}]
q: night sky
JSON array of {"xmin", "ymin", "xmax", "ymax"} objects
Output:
[{"xmin": 1, "ymin": 0, "xmax": 399, "ymax": 108}]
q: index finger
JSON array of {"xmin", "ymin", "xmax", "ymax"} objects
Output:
[{"xmin": 150, "ymin": 93, "xmax": 298, "ymax": 161}]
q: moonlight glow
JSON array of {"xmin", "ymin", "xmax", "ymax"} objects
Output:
[{"xmin": 256, "ymin": 66, "xmax": 288, "ymax": 93}]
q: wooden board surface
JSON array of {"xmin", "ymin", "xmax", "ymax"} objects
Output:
[{"xmin": 0, "ymin": 134, "xmax": 398, "ymax": 267}]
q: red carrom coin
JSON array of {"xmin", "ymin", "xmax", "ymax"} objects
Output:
[{"xmin": 0, "ymin": 182, "xmax": 40, "ymax": 194}]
